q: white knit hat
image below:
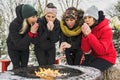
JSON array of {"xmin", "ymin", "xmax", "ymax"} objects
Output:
[{"xmin": 84, "ymin": 5, "xmax": 98, "ymax": 20}]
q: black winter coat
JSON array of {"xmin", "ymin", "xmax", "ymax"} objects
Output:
[
  {"xmin": 60, "ymin": 32, "xmax": 82, "ymax": 50},
  {"xmin": 34, "ymin": 16, "xmax": 60, "ymax": 50},
  {"xmin": 7, "ymin": 5, "xmax": 31, "ymax": 51}
]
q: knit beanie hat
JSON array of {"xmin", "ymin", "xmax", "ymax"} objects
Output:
[
  {"xmin": 65, "ymin": 7, "xmax": 78, "ymax": 19},
  {"xmin": 84, "ymin": 5, "xmax": 98, "ymax": 20},
  {"xmin": 22, "ymin": 4, "xmax": 37, "ymax": 19},
  {"xmin": 44, "ymin": 3, "xmax": 57, "ymax": 16}
]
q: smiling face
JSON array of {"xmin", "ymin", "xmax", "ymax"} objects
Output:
[
  {"xmin": 45, "ymin": 13, "xmax": 56, "ymax": 22},
  {"xmin": 65, "ymin": 18, "xmax": 76, "ymax": 28},
  {"xmin": 83, "ymin": 16, "xmax": 96, "ymax": 27}
]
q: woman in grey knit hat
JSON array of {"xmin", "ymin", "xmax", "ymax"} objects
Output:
[{"xmin": 80, "ymin": 5, "xmax": 117, "ymax": 72}]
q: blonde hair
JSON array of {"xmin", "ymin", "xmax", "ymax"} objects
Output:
[{"xmin": 19, "ymin": 19, "xmax": 28, "ymax": 34}]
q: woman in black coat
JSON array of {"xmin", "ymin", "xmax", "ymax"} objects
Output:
[
  {"xmin": 7, "ymin": 4, "xmax": 38, "ymax": 69},
  {"xmin": 33, "ymin": 3, "xmax": 60, "ymax": 65},
  {"xmin": 59, "ymin": 7, "xmax": 84, "ymax": 65}
]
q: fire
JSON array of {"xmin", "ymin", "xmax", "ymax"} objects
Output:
[{"xmin": 35, "ymin": 68, "xmax": 62, "ymax": 80}]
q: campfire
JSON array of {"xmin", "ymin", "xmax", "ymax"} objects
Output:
[
  {"xmin": 9, "ymin": 65, "xmax": 101, "ymax": 80},
  {"xmin": 35, "ymin": 68, "xmax": 67, "ymax": 80},
  {"xmin": 12, "ymin": 65, "xmax": 83, "ymax": 79}
]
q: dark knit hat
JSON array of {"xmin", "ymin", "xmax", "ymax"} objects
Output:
[{"xmin": 22, "ymin": 4, "xmax": 37, "ymax": 19}]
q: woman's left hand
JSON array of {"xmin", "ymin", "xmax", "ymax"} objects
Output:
[
  {"xmin": 30, "ymin": 22, "xmax": 39, "ymax": 33},
  {"xmin": 59, "ymin": 42, "xmax": 71, "ymax": 53},
  {"xmin": 47, "ymin": 21, "xmax": 54, "ymax": 31},
  {"xmin": 82, "ymin": 23, "xmax": 91, "ymax": 37}
]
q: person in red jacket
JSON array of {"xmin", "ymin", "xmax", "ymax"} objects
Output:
[{"xmin": 80, "ymin": 5, "xmax": 117, "ymax": 71}]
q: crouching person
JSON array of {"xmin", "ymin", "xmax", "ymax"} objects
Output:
[
  {"xmin": 7, "ymin": 4, "xmax": 38, "ymax": 69},
  {"xmin": 80, "ymin": 5, "xmax": 117, "ymax": 72},
  {"xmin": 59, "ymin": 7, "xmax": 84, "ymax": 65}
]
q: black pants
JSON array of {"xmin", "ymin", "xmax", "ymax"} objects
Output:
[
  {"xmin": 81, "ymin": 54, "xmax": 113, "ymax": 72},
  {"xmin": 65, "ymin": 49, "xmax": 82, "ymax": 65},
  {"xmin": 8, "ymin": 49, "xmax": 29, "ymax": 70},
  {"xmin": 35, "ymin": 47, "xmax": 56, "ymax": 65}
]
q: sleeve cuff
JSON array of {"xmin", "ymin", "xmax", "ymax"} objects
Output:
[{"xmin": 28, "ymin": 32, "xmax": 38, "ymax": 38}]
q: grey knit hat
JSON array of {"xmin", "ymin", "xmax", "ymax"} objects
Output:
[
  {"xmin": 22, "ymin": 4, "xmax": 37, "ymax": 19},
  {"xmin": 84, "ymin": 5, "xmax": 98, "ymax": 20}
]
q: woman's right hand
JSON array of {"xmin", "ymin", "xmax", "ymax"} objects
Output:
[
  {"xmin": 61, "ymin": 42, "xmax": 71, "ymax": 48},
  {"xmin": 82, "ymin": 23, "xmax": 91, "ymax": 37},
  {"xmin": 59, "ymin": 42, "xmax": 71, "ymax": 53},
  {"xmin": 30, "ymin": 22, "xmax": 39, "ymax": 33},
  {"xmin": 47, "ymin": 21, "xmax": 54, "ymax": 31}
]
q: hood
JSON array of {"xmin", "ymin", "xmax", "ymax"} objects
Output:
[
  {"xmin": 93, "ymin": 18, "xmax": 109, "ymax": 31},
  {"xmin": 15, "ymin": 4, "xmax": 24, "ymax": 24}
]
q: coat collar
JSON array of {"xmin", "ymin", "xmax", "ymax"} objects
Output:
[{"xmin": 92, "ymin": 18, "xmax": 109, "ymax": 31}]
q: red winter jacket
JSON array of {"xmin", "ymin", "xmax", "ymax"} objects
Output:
[{"xmin": 81, "ymin": 18, "xmax": 117, "ymax": 64}]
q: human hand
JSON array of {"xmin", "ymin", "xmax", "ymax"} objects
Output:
[
  {"xmin": 59, "ymin": 42, "xmax": 71, "ymax": 53},
  {"xmin": 59, "ymin": 42, "xmax": 66, "ymax": 53},
  {"xmin": 62, "ymin": 42, "xmax": 71, "ymax": 48},
  {"xmin": 30, "ymin": 22, "xmax": 39, "ymax": 33},
  {"xmin": 47, "ymin": 21, "xmax": 54, "ymax": 31},
  {"xmin": 82, "ymin": 23, "xmax": 91, "ymax": 37}
]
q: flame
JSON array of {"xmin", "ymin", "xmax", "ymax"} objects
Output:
[{"xmin": 35, "ymin": 68, "xmax": 62, "ymax": 80}]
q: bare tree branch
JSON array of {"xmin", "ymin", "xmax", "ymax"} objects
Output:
[
  {"xmin": 76, "ymin": 0, "xmax": 80, "ymax": 8},
  {"xmin": 58, "ymin": 0, "xmax": 64, "ymax": 13},
  {"xmin": 58, "ymin": 0, "xmax": 82, "ymax": 13},
  {"xmin": 66, "ymin": 0, "xmax": 69, "ymax": 8},
  {"xmin": 71, "ymin": 0, "xmax": 74, "ymax": 7},
  {"xmin": 61, "ymin": 0, "xmax": 66, "ymax": 10},
  {"xmin": 37, "ymin": 0, "xmax": 44, "ymax": 17}
]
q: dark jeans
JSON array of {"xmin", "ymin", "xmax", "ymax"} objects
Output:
[
  {"xmin": 35, "ymin": 47, "xmax": 56, "ymax": 65},
  {"xmin": 81, "ymin": 54, "xmax": 113, "ymax": 72},
  {"xmin": 65, "ymin": 49, "xmax": 82, "ymax": 65},
  {"xmin": 8, "ymin": 49, "xmax": 29, "ymax": 70}
]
